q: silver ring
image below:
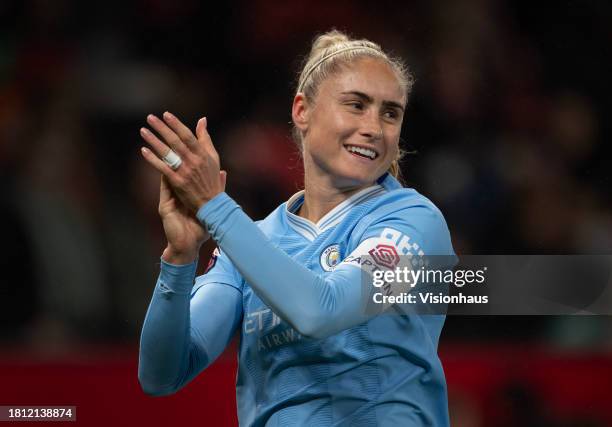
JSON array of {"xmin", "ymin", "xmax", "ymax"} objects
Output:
[{"xmin": 162, "ymin": 149, "xmax": 182, "ymax": 170}]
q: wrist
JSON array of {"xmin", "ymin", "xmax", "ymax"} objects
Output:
[
  {"xmin": 195, "ymin": 191, "xmax": 222, "ymax": 213},
  {"xmin": 162, "ymin": 245, "xmax": 200, "ymax": 265},
  {"xmin": 196, "ymin": 191, "xmax": 228, "ymax": 221}
]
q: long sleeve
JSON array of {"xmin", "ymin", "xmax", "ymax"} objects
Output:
[
  {"xmin": 138, "ymin": 258, "xmax": 242, "ymax": 396},
  {"xmin": 197, "ymin": 192, "xmax": 454, "ymax": 339}
]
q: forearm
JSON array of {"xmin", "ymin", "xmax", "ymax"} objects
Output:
[
  {"xmin": 197, "ymin": 193, "xmax": 365, "ymax": 338},
  {"xmin": 138, "ymin": 260, "xmax": 206, "ymax": 396}
]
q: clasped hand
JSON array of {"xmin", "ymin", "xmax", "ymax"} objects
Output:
[
  {"xmin": 140, "ymin": 111, "xmax": 225, "ymax": 212},
  {"xmin": 139, "ymin": 111, "xmax": 227, "ymax": 261}
]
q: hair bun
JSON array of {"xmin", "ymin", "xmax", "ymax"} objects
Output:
[{"xmin": 311, "ymin": 30, "xmax": 351, "ymax": 55}]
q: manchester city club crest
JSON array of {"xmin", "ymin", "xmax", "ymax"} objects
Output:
[{"xmin": 320, "ymin": 244, "xmax": 341, "ymax": 271}]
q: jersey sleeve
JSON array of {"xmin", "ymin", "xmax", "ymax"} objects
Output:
[
  {"xmin": 336, "ymin": 202, "xmax": 457, "ymax": 313},
  {"xmin": 197, "ymin": 192, "xmax": 455, "ymax": 340},
  {"xmin": 138, "ymin": 255, "xmax": 243, "ymax": 396},
  {"xmin": 193, "ymin": 246, "xmax": 245, "ymax": 294}
]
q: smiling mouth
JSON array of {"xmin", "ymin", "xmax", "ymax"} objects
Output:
[{"xmin": 344, "ymin": 145, "xmax": 378, "ymax": 160}]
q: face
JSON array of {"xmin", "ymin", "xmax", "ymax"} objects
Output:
[{"xmin": 293, "ymin": 57, "xmax": 406, "ymax": 190}]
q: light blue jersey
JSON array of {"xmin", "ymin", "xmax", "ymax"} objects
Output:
[{"xmin": 139, "ymin": 173, "xmax": 455, "ymax": 426}]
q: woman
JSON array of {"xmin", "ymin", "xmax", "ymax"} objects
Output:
[{"xmin": 138, "ymin": 30, "xmax": 455, "ymax": 426}]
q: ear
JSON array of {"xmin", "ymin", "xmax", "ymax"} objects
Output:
[{"xmin": 292, "ymin": 93, "xmax": 310, "ymax": 133}]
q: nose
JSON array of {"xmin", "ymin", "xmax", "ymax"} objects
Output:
[{"xmin": 359, "ymin": 112, "xmax": 383, "ymax": 141}]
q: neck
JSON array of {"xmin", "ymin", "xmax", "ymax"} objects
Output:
[{"xmin": 298, "ymin": 170, "xmax": 373, "ymax": 224}]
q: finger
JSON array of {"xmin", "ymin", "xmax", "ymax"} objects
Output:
[
  {"xmin": 162, "ymin": 111, "xmax": 201, "ymax": 154},
  {"xmin": 195, "ymin": 116, "xmax": 216, "ymax": 153},
  {"xmin": 140, "ymin": 127, "xmax": 176, "ymax": 160},
  {"xmin": 196, "ymin": 117, "xmax": 207, "ymax": 141},
  {"xmin": 140, "ymin": 147, "xmax": 180, "ymax": 182},
  {"xmin": 146, "ymin": 114, "xmax": 190, "ymax": 157}
]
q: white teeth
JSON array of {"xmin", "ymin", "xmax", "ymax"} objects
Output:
[{"xmin": 346, "ymin": 145, "xmax": 377, "ymax": 159}]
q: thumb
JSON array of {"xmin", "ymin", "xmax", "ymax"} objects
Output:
[
  {"xmin": 220, "ymin": 170, "xmax": 227, "ymax": 190},
  {"xmin": 160, "ymin": 174, "xmax": 172, "ymax": 201},
  {"xmin": 158, "ymin": 175, "xmax": 177, "ymax": 215}
]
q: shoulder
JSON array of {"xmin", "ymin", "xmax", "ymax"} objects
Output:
[
  {"xmin": 375, "ymin": 173, "xmax": 444, "ymax": 217},
  {"xmin": 253, "ymin": 202, "xmax": 289, "ymax": 239},
  {"xmin": 369, "ymin": 187, "xmax": 448, "ymax": 229},
  {"xmin": 354, "ymin": 188, "xmax": 454, "ymax": 256}
]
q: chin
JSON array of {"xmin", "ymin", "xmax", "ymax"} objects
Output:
[{"xmin": 332, "ymin": 171, "xmax": 378, "ymax": 189}]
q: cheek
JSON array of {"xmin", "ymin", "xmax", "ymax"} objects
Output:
[
  {"xmin": 317, "ymin": 105, "xmax": 355, "ymax": 134},
  {"xmin": 385, "ymin": 135, "xmax": 401, "ymax": 159}
]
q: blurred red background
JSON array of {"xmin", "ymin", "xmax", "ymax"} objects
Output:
[{"xmin": 2, "ymin": 343, "xmax": 611, "ymax": 426}]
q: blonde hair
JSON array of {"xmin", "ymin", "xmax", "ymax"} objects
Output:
[{"xmin": 293, "ymin": 30, "xmax": 414, "ymax": 181}]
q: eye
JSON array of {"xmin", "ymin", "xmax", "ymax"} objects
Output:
[
  {"xmin": 347, "ymin": 101, "xmax": 364, "ymax": 111},
  {"xmin": 383, "ymin": 109, "xmax": 399, "ymax": 120}
]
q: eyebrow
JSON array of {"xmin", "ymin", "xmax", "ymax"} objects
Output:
[{"xmin": 340, "ymin": 90, "xmax": 405, "ymax": 112}]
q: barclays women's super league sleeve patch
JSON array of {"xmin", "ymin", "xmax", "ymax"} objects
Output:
[
  {"xmin": 337, "ymin": 228, "xmax": 431, "ymax": 311},
  {"xmin": 340, "ymin": 227, "xmax": 426, "ymax": 271}
]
